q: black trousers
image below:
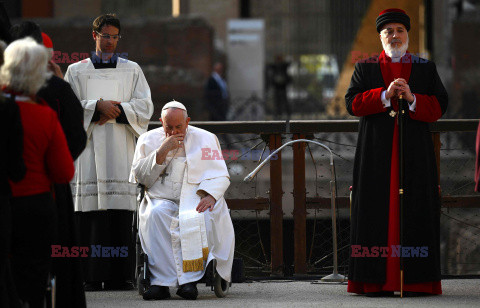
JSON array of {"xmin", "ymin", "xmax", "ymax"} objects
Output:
[
  {"xmin": 1, "ymin": 195, "xmax": 21, "ymax": 308},
  {"xmin": 75, "ymin": 210, "xmax": 135, "ymax": 283},
  {"xmin": 11, "ymin": 192, "xmax": 57, "ymax": 308},
  {"xmin": 51, "ymin": 183, "xmax": 86, "ymax": 308}
]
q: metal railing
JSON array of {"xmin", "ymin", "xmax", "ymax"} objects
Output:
[{"xmin": 148, "ymin": 119, "xmax": 480, "ymax": 276}]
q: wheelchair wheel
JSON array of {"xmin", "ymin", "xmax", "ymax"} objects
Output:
[
  {"xmin": 137, "ymin": 253, "xmax": 150, "ymax": 295},
  {"xmin": 213, "ymin": 271, "xmax": 230, "ymax": 298},
  {"xmin": 137, "ymin": 271, "xmax": 148, "ymax": 296}
]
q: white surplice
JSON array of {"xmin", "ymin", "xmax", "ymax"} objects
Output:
[
  {"xmin": 65, "ymin": 57, "xmax": 154, "ymax": 211},
  {"xmin": 129, "ymin": 126, "xmax": 235, "ymax": 286}
]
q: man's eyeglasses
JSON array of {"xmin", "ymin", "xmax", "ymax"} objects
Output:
[{"xmin": 96, "ymin": 32, "xmax": 121, "ymax": 40}]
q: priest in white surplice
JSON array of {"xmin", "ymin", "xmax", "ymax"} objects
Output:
[
  {"xmin": 64, "ymin": 14, "xmax": 153, "ymax": 291},
  {"xmin": 130, "ymin": 101, "xmax": 235, "ymax": 300}
]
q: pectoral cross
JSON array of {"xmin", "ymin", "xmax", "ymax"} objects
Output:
[{"xmin": 160, "ymin": 172, "xmax": 169, "ymax": 184}]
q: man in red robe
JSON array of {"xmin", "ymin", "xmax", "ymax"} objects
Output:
[{"xmin": 345, "ymin": 8, "xmax": 448, "ymax": 297}]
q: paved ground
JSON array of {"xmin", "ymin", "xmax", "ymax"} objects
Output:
[{"xmin": 86, "ymin": 279, "xmax": 480, "ymax": 307}]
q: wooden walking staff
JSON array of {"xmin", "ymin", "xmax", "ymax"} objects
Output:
[{"xmin": 398, "ymin": 94, "xmax": 408, "ymax": 298}]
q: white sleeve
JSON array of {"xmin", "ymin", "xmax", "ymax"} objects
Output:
[
  {"xmin": 409, "ymin": 94, "xmax": 417, "ymax": 112},
  {"xmin": 381, "ymin": 90, "xmax": 391, "ymax": 108},
  {"xmin": 130, "ymin": 137, "xmax": 166, "ymax": 188},
  {"xmin": 121, "ymin": 65, "xmax": 154, "ymax": 137},
  {"xmin": 381, "ymin": 90, "xmax": 416, "ymax": 112},
  {"xmin": 197, "ymin": 176, "xmax": 230, "ymax": 202}
]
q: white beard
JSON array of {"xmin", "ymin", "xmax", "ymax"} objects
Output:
[{"xmin": 382, "ymin": 37, "xmax": 409, "ymax": 58}]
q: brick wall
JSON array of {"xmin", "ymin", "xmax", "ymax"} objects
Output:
[{"xmin": 36, "ymin": 16, "xmax": 214, "ymax": 120}]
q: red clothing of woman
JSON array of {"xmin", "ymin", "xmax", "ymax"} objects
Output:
[{"xmin": 9, "ymin": 97, "xmax": 74, "ymax": 196}]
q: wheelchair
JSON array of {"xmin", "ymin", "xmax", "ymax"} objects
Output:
[{"xmin": 134, "ymin": 184, "xmax": 232, "ymax": 298}]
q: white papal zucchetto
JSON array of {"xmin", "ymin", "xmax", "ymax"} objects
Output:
[{"xmin": 161, "ymin": 100, "xmax": 187, "ymax": 111}]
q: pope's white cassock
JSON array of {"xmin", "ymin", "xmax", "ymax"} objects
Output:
[
  {"xmin": 65, "ymin": 57, "xmax": 153, "ymax": 211},
  {"xmin": 130, "ymin": 125, "xmax": 235, "ymax": 286}
]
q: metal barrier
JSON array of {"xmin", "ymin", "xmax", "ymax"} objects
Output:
[{"xmin": 148, "ymin": 119, "xmax": 480, "ymax": 277}]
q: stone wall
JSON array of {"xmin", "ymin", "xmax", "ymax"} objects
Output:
[
  {"xmin": 35, "ymin": 16, "xmax": 214, "ymax": 120},
  {"xmin": 451, "ymin": 18, "xmax": 480, "ymax": 119},
  {"xmin": 186, "ymin": 0, "xmax": 239, "ymax": 54}
]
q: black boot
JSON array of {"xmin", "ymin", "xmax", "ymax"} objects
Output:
[
  {"xmin": 176, "ymin": 282, "xmax": 198, "ymax": 300},
  {"xmin": 104, "ymin": 280, "xmax": 134, "ymax": 291},
  {"xmin": 84, "ymin": 282, "xmax": 103, "ymax": 291},
  {"xmin": 143, "ymin": 285, "xmax": 170, "ymax": 300}
]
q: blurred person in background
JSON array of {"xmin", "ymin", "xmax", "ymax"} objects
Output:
[
  {"xmin": 1, "ymin": 37, "xmax": 74, "ymax": 308},
  {"xmin": 267, "ymin": 54, "xmax": 291, "ymax": 119},
  {"xmin": 204, "ymin": 62, "xmax": 229, "ymax": 121},
  {"xmin": 0, "ymin": 39, "xmax": 25, "ymax": 308},
  {"xmin": 40, "ymin": 32, "xmax": 64, "ymax": 79},
  {"xmin": 10, "ymin": 22, "xmax": 87, "ymax": 307},
  {"xmin": 11, "ymin": 22, "xmax": 65, "ymax": 79},
  {"xmin": 42, "ymin": 32, "xmax": 63, "ymax": 79}
]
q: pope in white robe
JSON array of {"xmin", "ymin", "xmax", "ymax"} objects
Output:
[{"xmin": 130, "ymin": 101, "xmax": 235, "ymax": 300}]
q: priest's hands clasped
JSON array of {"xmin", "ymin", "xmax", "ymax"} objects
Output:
[
  {"xmin": 96, "ymin": 99, "xmax": 122, "ymax": 125},
  {"xmin": 385, "ymin": 78, "xmax": 414, "ymax": 103}
]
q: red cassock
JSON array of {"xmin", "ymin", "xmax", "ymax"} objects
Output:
[{"xmin": 345, "ymin": 51, "xmax": 448, "ymax": 294}]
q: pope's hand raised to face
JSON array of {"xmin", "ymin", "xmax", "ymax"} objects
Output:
[
  {"xmin": 155, "ymin": 133, "xmax": 185, "ymax": 165},
  {"xmin": 162, "ymin": 133, "xmax": 185, "ymax": 152}
]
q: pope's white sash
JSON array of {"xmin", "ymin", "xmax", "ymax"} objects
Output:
[{"xmin": 178, "ymin": 166, "xmax": 209, "ymax": 272}]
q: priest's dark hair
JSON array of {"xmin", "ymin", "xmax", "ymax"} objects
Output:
[
  {"xmin": 9, "ymin": 21, "xmax": 42, "ymax": 44},
  {"xmin": 93, "ymin": 13, "xmax": 121, "ymax": 34}
]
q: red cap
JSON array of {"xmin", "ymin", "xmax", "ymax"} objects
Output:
[
  {"xmin": 378, "ymin": 8, "xmax": 407, "ymax": 16},
  {"xmin": 376, "ymin": 8, "xmax": 410, "ymax": 32},
  {"xmin": 41, "ymin": 32, "xmax": 53, "ymax": 48}
]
